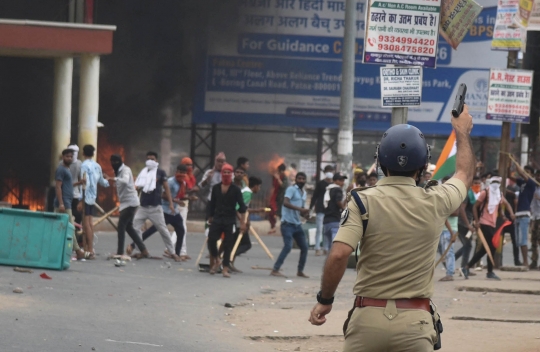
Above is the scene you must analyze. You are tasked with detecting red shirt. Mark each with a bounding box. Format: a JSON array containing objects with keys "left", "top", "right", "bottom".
[{"left": 185, "top": 174, "right": 197, "bottom": 189}]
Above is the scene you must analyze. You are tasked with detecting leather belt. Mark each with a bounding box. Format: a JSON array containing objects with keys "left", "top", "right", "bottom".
[{"left": 355, "top": 296, "right": 430, "bottom": 312}]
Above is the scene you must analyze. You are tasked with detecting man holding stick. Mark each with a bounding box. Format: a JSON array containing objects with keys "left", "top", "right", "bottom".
[
  {"left": 105, "top": 154, "right": 148, "bottom": 258},
  {"left": 207, "top": 163, "right": 247, "bottom": 277},
  {"left": 130, "top": 151, "right": 179, "bottom": 261},
  {"left": 78, "top": 145, "right": 110, "bottom": 258},
  {"left": 512, "top": 163, "right": 537, "bottom": 268},
  {"left": 462, "top": 174, "right": 515, "bottom": 280},
  {"left": 54, "top": 148, "right": 85, "bottom": 260}
]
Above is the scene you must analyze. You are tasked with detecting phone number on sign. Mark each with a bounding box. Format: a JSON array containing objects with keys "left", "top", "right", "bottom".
[
  {"left": 377, "top": 44, "right": 435, "bottom": 54},
  {"left": 378, "top": 36, "right": 436, "bottom": 46}
]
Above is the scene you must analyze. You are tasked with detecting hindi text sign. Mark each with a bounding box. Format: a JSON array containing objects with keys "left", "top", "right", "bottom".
[
  {"left": 486, "top": 68, "right": 533, "bottom": 123},
  {"left": 363, "top": 0, "right": 441, "bottom": 67},
  {"left": 492, "top": 0, "right": 522, "bottom": 50},
  {"left": 380, "top": 66, "right": 422, "bottom": 107}
]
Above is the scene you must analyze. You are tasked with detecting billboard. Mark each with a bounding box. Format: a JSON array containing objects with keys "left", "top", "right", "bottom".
[{"left": 194, "top": 0, "right": 508, "bottom": 137}]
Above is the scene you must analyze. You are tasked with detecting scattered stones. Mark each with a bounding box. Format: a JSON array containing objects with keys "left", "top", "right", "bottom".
[
  {"left": 224, "top": 303, "right": 234, "bottom": 308},
  {"left": 13, "top": 287, "right": 23, "bottom": 294}
]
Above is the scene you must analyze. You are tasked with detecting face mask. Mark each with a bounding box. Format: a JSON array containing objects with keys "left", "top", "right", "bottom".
[
  {"left": 325, "top": 172, "right": 333, "bottom": 180},
  {"left": 471, "top": 184, "right": 481, "bottom": 194},
  {"left": 146, "top": 159, "right": 159, "bottom": 170},
  {"left": 296, "top": 182, "right": 306, "bottom": 189},
  {"left": 222, "top": 174, "right": 233, "bottom": 185},
  {"left": 489, "top": 183, "right": 500, "bottom": 193}
]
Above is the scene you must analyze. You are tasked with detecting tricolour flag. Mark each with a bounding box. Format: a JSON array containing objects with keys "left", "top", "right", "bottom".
[{"left": 432, "top": 131, "right": 456, "bottom": 180}]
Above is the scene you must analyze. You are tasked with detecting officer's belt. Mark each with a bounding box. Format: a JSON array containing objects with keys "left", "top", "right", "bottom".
[{"left": 355, "top": 297, "right": 430, "bottom": 312}]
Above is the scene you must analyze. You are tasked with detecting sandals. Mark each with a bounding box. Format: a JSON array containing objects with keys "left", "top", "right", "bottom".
[
  {"left": 209, "top": 257, "right": 221, "bottom": 275},
  {"left": 84, "top": 251, "right": 95, "bottom": 260},
  {"left": 132, "top": 252, "right": 150, "bottom": 260}
]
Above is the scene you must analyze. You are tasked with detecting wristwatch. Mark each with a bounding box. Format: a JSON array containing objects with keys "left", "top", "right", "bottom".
[{"left": 317, "top": 291, "right": 334, "bottom": 305}]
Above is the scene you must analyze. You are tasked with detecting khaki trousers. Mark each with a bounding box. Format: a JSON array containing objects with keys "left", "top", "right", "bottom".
[
  {"left": 343, "top": 305, "right": 437, "bottom": 352},
  {"left": 54, "top": 208, "right": 80, "bottom": 252}
]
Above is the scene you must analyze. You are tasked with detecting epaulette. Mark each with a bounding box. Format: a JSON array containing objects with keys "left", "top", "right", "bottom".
[
  {"left": 346, "top": 185, "right": 376, "bottom": 203},
  {"left": 423, "top": 179, "right": 439, "bottom": 190}
]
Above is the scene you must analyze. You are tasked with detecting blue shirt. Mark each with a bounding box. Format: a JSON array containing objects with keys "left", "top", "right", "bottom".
[
  {"left": 281, "top": 184, "right": 306, "bottom": 225},
  {"left": 80, "top": 159, "right": 109, "bottom": 205},
  {"left": 516, "top": 178, "right": 536, "bottom": 213},
  {"left": 162, "top": 176, "right": 181, "bottom": 215},
  {"left": 54, "top": 164, "right": 73, "bottom": 209}
]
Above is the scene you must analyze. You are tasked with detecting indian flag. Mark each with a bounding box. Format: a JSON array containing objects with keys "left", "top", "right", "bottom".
[{"left": 432, "top": 131, "right": 456, "bottom": 180}]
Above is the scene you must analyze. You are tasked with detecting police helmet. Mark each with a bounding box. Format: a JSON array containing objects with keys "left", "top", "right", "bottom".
[{"left": 376, "top": 124, "right": 430, "bottom": 172}]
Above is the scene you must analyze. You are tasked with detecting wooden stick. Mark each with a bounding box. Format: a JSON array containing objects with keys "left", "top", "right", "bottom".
[
  {"left": 94, "top": 203, "right": 118, "bottom": 230},
  {"left": 501, "top": 152, "right": 540, "bottom": 187},
  {"left": 250, "top": 226, "right": 274, "bottom": 260},
  {"left": 230, "top": 232, "right": 244, "bottom": 262},
  {"left": 435, "top": 231, "right": 459, "bottom": 268},
  {"left": 93, "top": 206, "right": 119, "bottom": 227},
  {"left": 477, "top": 227, "right": 495, "bottom": 266},
  {"left": 195, "top": 237, "right": 208, "bottom": 266}
]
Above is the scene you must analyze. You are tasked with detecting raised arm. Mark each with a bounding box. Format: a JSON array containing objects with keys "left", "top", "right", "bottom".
[
  {"left": 451, "top": 104, "right": 476, "bottom": 190},
  {"left": 515, "top": 162, "right": 531, "bottom": 181}
]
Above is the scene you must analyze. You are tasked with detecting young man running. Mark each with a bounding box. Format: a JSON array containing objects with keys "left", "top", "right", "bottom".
[
  {"left": 207, "top": 163, "right": 247, "bottom": 277},
  {"left": 105, "top": 154, "right": 148, "bottom": 258},
  {"left": 130, "top": 151, "right": 180, "bottom": 261},
  {"left": 129, "top": 164, "right": 189, "bottom": 259},
  {"left": 271, "top": 172, "right": 310, "bottom": 278}
]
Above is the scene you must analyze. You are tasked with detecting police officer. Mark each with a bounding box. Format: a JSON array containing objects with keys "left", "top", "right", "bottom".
[{"left": 308, "top": 106, "right": 475, "bottom": 351}]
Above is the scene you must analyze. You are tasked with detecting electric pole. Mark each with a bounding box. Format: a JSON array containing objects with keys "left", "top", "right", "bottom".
[{"left": 337, "top": 0, "right": 356, "bottom": 182}]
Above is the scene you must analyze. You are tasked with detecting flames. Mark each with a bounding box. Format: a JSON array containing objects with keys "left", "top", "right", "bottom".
[
  {"left": 264, "top": 154, "right": 287, "bottom": 175},
  {"left": 1, "top": 178, "right": 44, "bottom": 211}
]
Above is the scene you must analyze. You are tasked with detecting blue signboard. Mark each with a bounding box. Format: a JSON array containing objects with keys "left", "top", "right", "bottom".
[{"left": 195, "top": 0, "right": 507, "bottom": 137}]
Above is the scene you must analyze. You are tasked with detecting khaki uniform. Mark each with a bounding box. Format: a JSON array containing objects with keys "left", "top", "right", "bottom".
[{"left": 334, "top": 176, "right": 466, "bottom": 351}]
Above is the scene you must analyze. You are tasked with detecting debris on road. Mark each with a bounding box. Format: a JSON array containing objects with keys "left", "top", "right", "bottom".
[
  {"left": 13, "top": 287, "right": 23, "bottom": 294},
  {"left": 224, "top": 303, "right": 234, "bottom": 308},
  {"left": 13, "top": 267, "right": 33, "bottom": 273},
  {"left": 39, "top": 273, "right": 52, "bottom": 280}
]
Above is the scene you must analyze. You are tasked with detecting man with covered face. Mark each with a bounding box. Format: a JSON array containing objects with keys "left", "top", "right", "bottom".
[
  {"left": 128, "top": 164, "right": 188, "bottom": 259},
  {"left": 271, "top": 172, "right": 310, "bottom": 278},
  {"left": 106, "top": 154, "right": 148, "bottom": 257},
  {"left": 130, "top": 151, "right": 180, "bottom": 261},
  {"left": 463, "top": 173, "right": 515, "bottom": 280},
  {"left": 207, "top": 163, "right": 247, "bottom": 277}
]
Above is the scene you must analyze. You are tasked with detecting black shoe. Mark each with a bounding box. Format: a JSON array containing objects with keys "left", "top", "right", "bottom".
[
  {"left": 486, "top": 272, "right": 501, "bottom": 280},
  {"left": 515, "top": 261, "right": 523, "bottom": 266},
  {"left": 529, "top": 262, "right": 538, "bottom": 270}
]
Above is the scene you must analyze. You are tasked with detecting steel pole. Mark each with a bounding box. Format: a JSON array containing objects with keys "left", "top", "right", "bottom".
[
  {"left": 337, "top": 0, "right": 356, "bottom": 183},
  {"left": 391, "top": 106, "right": 408, "bottom": 126}
]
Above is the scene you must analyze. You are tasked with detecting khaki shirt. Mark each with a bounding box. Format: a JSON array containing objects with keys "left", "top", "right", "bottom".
[{"left": 334, "top": 176, "right": 466, "bottom": 299}]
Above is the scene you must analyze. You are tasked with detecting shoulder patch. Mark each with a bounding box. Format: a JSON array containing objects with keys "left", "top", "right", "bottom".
[
  {"left": 340, "top": 208, "right": 349, "bottom": 225},
  {"left": 424, "top": 179, "right": 439, "bottom": 189}
]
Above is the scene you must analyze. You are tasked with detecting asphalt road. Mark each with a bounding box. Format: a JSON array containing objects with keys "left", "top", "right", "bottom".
[{"left": 0, "top": 227, "right": 518, "bottom": 352}]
